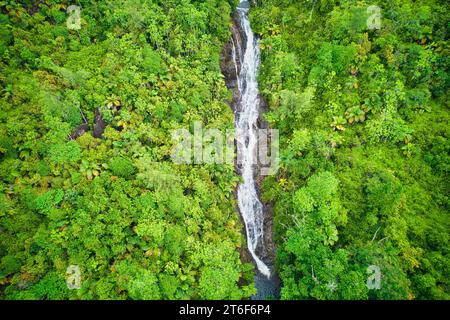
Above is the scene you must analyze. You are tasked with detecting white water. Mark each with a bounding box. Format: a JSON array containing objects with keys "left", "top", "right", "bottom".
[{"left": 234, "top": 1, "right": 271, "bottom": 279}]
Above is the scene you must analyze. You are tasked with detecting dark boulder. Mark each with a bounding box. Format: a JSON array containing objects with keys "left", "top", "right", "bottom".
[
  {"left": 70, "top": 123, "right": 89, "bottom": 140},
  {"left": 93, "top": 108, "right": 106, "bottom": 138}
]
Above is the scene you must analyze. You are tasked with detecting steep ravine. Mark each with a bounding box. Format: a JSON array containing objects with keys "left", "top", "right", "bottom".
[{"left": 220, "top": 1, "right": 280, "bottom": 300}]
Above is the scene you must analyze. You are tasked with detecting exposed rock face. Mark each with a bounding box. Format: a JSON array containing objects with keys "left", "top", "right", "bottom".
[
  {"left": 221, "top": 13, "right": 246, "bottom": 110},
  {"left": 93, "top": 108, "right": 106, "bottom": 138},
  {"left": 70, "top": 123, "right": 89, "bottom": 140},
  {"left": 69, "top": 108, "right": 106, "bottom": 140},
  {"left": 69, "top": 110, "right": 89, "bottom": 140}
]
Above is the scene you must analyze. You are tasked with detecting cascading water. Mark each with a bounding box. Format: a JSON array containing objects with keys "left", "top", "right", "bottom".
[{"left": 234, "top": 1, "right": 271, "bottom": 279}]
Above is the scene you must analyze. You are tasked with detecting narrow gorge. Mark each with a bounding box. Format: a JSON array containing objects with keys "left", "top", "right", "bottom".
[{"left": 221, "top": 0, "right": 280, "bottom": 299}]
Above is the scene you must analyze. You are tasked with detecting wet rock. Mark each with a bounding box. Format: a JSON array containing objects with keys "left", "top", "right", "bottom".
[
  {"left": 93, "top": 108, "right": 106, "bottom": 138},
  {"left": 70, "top": 123, "right": 89, "bottom": 140},
  {"left": 257, "top": 94, "right": 270, "bottom": 130},
  {"left": 221, "top": 13, "right": 247, "bottom": 111}
]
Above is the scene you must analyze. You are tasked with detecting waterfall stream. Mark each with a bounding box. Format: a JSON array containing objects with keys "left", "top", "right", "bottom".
[{"left": 234, "top": 1, "right": 271, "bottom": 280}]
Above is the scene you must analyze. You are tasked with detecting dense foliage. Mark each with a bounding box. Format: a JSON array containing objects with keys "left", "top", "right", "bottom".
[
  {"left": 251, "top": 0, "right": 449, "bottom": 299},
  {"left": 0, "top": 0, "right": 257, "bottom": 299},
  {"left": 1, "top": 0, "right": 448, "bottom": 301}
]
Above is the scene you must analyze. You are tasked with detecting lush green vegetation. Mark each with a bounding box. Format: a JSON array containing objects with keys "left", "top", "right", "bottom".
[
  {"left": 0, "top": 0, "right": 448, "bottom": 300},
  {"left": 0, "top": 0, "right": 258, "bottom": 299},
  {"left": 251, "top": 0, "right": 449, "bottom": 299}
]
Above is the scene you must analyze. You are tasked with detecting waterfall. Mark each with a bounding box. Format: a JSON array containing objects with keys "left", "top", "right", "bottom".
[{"left": 234, "top": 1, "right": 271, "bottom": 279}]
